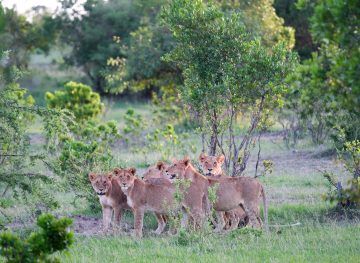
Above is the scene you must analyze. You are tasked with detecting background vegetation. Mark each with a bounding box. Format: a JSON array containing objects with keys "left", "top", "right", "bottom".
[{"left": 0, "top": 0, "right": 359, "bottom": 262}]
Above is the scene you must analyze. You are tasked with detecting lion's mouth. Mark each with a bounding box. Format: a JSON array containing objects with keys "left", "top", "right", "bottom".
[
  {"left": 206, "top": 172, "right": 213, "bottom": 176},
  {"left": 97, "top": 192, "right": 106, "bottom": 196},
  {"left": 121, "top": 185, "right": 129, "bottom": 190},
  {"left": 170, "top": 174, "right": 176, "bottom": 179}
]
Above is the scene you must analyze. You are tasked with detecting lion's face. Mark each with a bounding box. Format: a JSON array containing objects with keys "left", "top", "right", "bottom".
[
  {"left": 199, "top": 153, "right": 225, "bottom": 176},
  {"left": 165, "top": 157, "right": 190, "bottom": 181},
  {"left": 113, "top": 167, "right": 136, "bottom": 191},
  {"left": 89, "top": 173, "right": 112, "bottom": 196},
  {"left": 142, "top": 161, "right": 168, "bottom": 180}
]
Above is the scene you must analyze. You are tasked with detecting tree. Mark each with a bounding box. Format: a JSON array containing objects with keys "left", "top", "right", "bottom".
[
  {"left": 289, "top": 0, "right": 360, "bottom": 145},
  {"left": 0, "top": 4, "right": 57, "bottom": 68},
  {"left": 274, "top": 0, "right": 317, "bottom": 59},
  {"left": 162, "top": 0, "right": 297, "bottom": 176},
  {"left": 54, "top": 0, "right": 166, "bottom": 93},
  {"left": 218, "top": 0, "right": 295, "bottom": 49}
]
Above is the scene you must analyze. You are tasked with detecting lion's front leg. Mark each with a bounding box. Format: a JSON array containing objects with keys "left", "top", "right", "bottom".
[
  {"left": 133, "top": 208, "right": 144, "bottom": 238},
  {"left": 102, "top": 206, "right": 112, "bottom": 231},
  {"left": 113, "top": 206, "right": 122, "bottom": 227}
]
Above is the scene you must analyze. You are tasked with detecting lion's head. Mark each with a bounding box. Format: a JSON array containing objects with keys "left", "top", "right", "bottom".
[
  {"left": 199, "top": 153, "right": 225, "bottom": 176},
  {"left": 142, "top": 161, "right": 167, "bottom": 180},
  {"left": 89, "top": 172, "right": 113, "bottom": 196},
  {"left": 113, "top": 167, "right": 137, "bottom": 191},
  {"left": 165, "top": 157, "right": 191, "bottom": 181}
]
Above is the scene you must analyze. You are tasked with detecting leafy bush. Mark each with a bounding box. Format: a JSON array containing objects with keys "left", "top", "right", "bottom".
[
  {"left": 45, "top": 82, "right": 121, "bottom": 210},
  {"left": 288, "top": 0, "right": 360, "bottom": 146},
  {"left": 0, "top": 213, "right": 73, "bottom": 263},
  {"left": 323, "top": 140, "right": 360, "bottom": 208},
  {"left": 45, "top": 81, "right": 104, "bottom": 125},
  {"left": 0, "top": 51, "right": 73, "bottom": 224}
]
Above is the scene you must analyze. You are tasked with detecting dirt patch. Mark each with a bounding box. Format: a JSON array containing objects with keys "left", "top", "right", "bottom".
[{"left": 70, "top": 215, "right": 134, "bottom": 236}]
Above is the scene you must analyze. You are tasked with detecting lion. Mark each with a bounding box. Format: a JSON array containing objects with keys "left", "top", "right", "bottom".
[
  {"left": 113, "top": 167, "right": 177, "bottom": 238},
  {"left": 142, "top": 161, "right": 168, "bottom": 181},
  {"left": 89, "top": 172, "right": 130, "bottom": 231},
  {"left": 166, "top": 157, "right": 268, "bottom": 232},
  {"left": 199, "top": 153, "right": 247, "bottom": 230}
]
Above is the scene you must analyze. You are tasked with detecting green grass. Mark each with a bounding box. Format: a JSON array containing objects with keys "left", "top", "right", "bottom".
[{"left": 60, "top": 223, "right": 359, "bottom": 263}]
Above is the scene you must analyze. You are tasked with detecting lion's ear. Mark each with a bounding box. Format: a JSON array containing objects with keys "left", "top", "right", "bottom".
[
  {"left": 217, "top": 154, "right": 225, "bottom": 164},
  {"left": 171, "top": 158, "right": 177, "bottom": 163},
  {"left": 107, "top": 173, "right": 113, "bottom": 180},
  {"left": 183, "top": 156, "right": 190, "bottom": 167},
  {"left": 129, "top": 167, "right": 136, "bottom": 175},
  {"left": 199, "top": 152, "right": 207, "bottom": 162},
  {"left": 89, "top": 173, "right": 97, "bottom": 181},
  {"left": 156, "top": 161, "right": 165, "bottom": 171},
  {"left": 113, "top": 168, "right": 121, "bottom": 177}
]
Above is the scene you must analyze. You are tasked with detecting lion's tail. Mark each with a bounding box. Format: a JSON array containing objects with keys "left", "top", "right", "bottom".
[{"left": 261, "top": 185, "right": 269, "bottom": 232}]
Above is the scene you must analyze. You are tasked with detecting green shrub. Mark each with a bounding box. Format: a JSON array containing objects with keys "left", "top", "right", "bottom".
[
  {"left": 45, "top": 81, "right": 104, "bottom": 125},
  {"left": 0, "top": 213, "right": 73, "bottom": 263},
  {"left": 323, "top": 140, "right": 360, "bottom": 207}
]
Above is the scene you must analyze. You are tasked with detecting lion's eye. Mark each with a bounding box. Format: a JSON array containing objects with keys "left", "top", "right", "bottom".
[
  {"left": 205, "top": 161, "right": 208, "bottom": 164},
  {"left": 214, "top": 162, "right": 217, "bottom": 165},
  {"left": 174, "top": 164, "right": 177, "bottom": 167},
  {"left": 127, "top": 175, "right": 130, "bottom": 179}
]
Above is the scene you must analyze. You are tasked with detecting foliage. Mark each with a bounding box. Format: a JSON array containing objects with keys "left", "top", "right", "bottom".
[
  {"left": 45, "top": 81, "right": 104, "bottom": 126},
  {"left": 0, "top": 4, "right": 57, "bottom": 68},
  {"left": 54, "top": 0, "right": 167, "bottom": 93},
  {"left": 274, "top": 0, "right": 317, "bottom": 59},
  {"left": 0, "top": 213, "right": 73, "bottom": 262},
  {"left": 219, "top": 0, "right": 295, "bottom": 50},
  {"left": 0, "top": 51, "right": 73, "bottom": 224},
  {"left": 322, "top": 140, "right": 360, "bottom": 207},
  {"left": 106, "top": 22, "right": 180, "bottom": 95},
  {"left": 45, "top": 83, "right": 120, "bottom": 209},
  {"left": 287, "top": 0, "right": 360, "bottom": 146},
  {"left": 162, "top": 0, "right": 297, "bottom": 175}
]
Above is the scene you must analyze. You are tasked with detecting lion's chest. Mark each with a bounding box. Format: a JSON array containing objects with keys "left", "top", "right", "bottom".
[
  {"left": 127, "top": 196, "right": 134, "bottom": 208},
  {"left": 99, "top": 195, "right": 112, "bottom": 207}
]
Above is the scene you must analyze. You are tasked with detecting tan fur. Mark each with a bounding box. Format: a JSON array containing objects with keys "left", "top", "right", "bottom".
[
  {"left": 199, "top": 153, "right": 247, "bottom": 230},
  {"left": 165, "top": 158, "right": 210, "bottom": 229},
  {"left": 199, "top": 153, "right": 225, "bottom": 177},
  {"left": 113, "top": 167, "right": 176, "bottom": 238},
  {"left": 142, "top": 161, "right": 168, "bottom": 181},
  {"left": 89, "top": 172, "right": 129, "bottom": 231},
  {"left": 166, "top": 157, "right": 268, "bottom": 231}
]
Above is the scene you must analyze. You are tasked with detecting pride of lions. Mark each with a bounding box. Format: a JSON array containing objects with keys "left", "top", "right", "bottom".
[{"left": 89, "top": 153, "right": 268, "bottom": 238}]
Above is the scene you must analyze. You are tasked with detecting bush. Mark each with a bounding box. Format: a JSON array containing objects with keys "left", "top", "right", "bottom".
[
  {"left": 1, "top": 51, "right": 73, "bottom": 224},
  {"left": 323, "top": 140, "right": 360, "bottom": 208},
  {"left": 0, "top": 213, "right": 73, "bottom": 263},
  {"left": 45, "top": 81, "right": 104, "bottom": 125}
]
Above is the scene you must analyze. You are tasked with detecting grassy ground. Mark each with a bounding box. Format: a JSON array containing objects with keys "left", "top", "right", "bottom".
[
  {"left": 3, "top": 100, "right": 360, "bottom": 262},
  {"left": 61, "top": 223, "right": 359, "bottom": 263}
]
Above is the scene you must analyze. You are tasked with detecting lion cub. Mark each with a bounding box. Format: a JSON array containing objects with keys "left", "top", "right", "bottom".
[
  {"left": 89, "top": 172, "right": 129, "bottom": 231},
  {"left": 113, "top": 167, "right": 176, "bottom": 238},
  {"left": 166, "top": 157, "right": 268, "bottom": 232},
  {"left": 142, "top": 161, "right": 168, "bottom": 181},
  {"left": 199, "top": 153, "right": 247, "bottom": 230}
]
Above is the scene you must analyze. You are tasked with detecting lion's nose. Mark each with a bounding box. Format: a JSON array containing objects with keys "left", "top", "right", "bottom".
[{"left": 208, "top": 168, "right": 213, "bottom": 171}]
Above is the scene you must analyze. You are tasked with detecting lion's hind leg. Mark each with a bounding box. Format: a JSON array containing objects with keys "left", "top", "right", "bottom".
[{"left": 154, "top": 213, "right": 166, "bottom": 235}]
